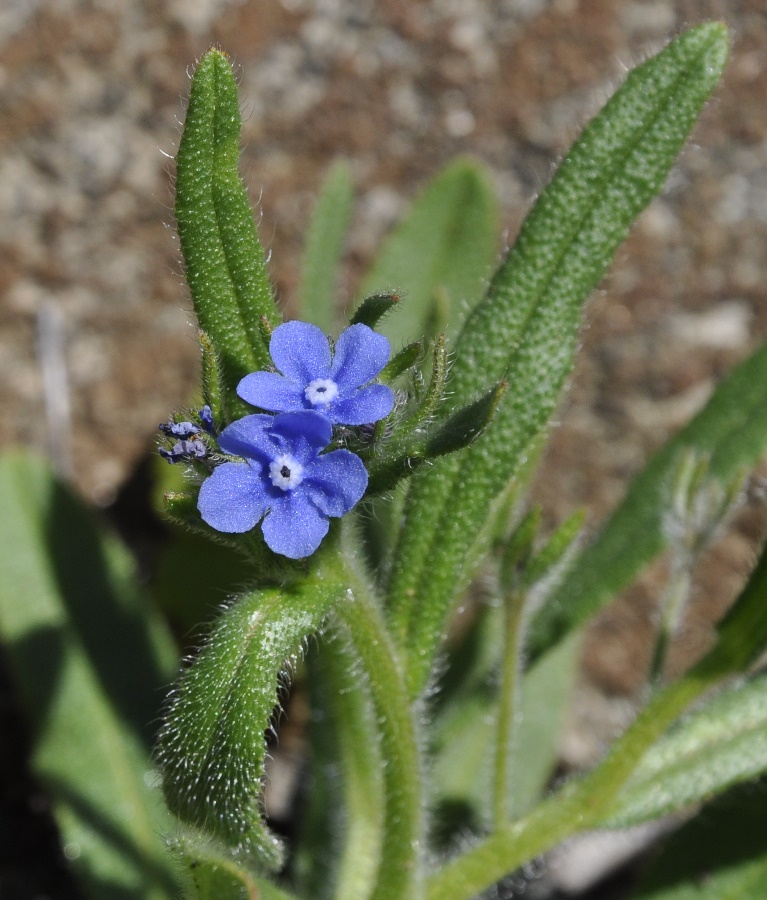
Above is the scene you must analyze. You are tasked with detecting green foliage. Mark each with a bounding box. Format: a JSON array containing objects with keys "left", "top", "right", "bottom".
[
  {"left": 156, "top": 572, "right": 341, "bottom": 871},
  {"left": 635, "top": 782, "right": 767, "bottom": 899},
  {"left": 293, "top": 639, "right": 384, "bottom": 900},
  {"left": 529, "top": 338, "right": 767, "bottom": 664},
  {"left": 0, "top": 452, "right": 180, "bottom": 900},
  {"left": 175, "top": 49, "right": 280, "bottom": 415},
  {"left": 386, "top": 22, "right": 730, "bottom": 697},
  {"left": 171, "top": 829, "right": 299, "bottom": 900},
  {"left": 297, "top": 161, "right": 355, "bottom": 334},
  {"left": 603, "top": 672, "right": 767, "bottom": 828},
  {"left": 358, "top": 158, "right": 500, "bottom": 345}
]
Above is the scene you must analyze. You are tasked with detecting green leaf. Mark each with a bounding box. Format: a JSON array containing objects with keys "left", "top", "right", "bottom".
[
  {"left": 430, "top": 630, "right": 581, "bottom": 825},
  {"left": 157, "top": 556, "right": 344, "bottom": 869},
  {"left": 601, "top": 671, "right": 767, "bottom": 828},
  {"left": 385, "top": 23, "right": 729, "bottom": 696},
  {"left": 297, "top": 161, "right": 355, "bottom": 334},
  {"left": 528, "top": 338, "right": 767, "bottom": 664},
  {"left": 176, "top": 49, "right": 280, "bottom": 414},
  {"left": 359, "top": 158, "right": 500, "bottom": 347},
  {"left": 171, "top": 829, "right": 299, "bottom": 900},
  {"left": 365, "top": 382, "right": 505, "bottom": 495},
  {"left": 0, "top": 452, "right": 180, "bottom": 900},
  {"left": 703, "top": 533, "right": 767, "bottom": 675},
  {"left": 151, "top": 528, "right": 258, "bottom": 634},
  {"left": 635, "top": 781, "right": 767, "bottom": 899},
  {"left": 507, "top": 631, "right": 582, "bottom": 816}
]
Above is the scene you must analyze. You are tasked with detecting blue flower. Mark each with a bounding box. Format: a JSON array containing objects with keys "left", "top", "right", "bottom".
[
  {"left": 197, "top": 410, "right": 368, "bottom": 559},
  {"left": 237, "top": 321, "right": 395, "bottom": 426}
]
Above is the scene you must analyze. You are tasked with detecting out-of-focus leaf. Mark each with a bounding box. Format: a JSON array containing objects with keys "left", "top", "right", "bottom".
[
  {"left": 508, "top": 631, "right": 582, "bottom": 815},
  {"left": 297, "top": 161, "right": 355, "bottom": 334},
  {"left": 529, "top": 339, "right": 767, "bottom": 664},
  {"left": 385, "top": 23, "right": 729, "bottom": 696},
  {"left": 430, "top": 611, "right": 581, "bottom": 824},
  {"left": 635, "top": 781, "right": 767, "bottom": 899},
  {"left": 358, "top": 158, "right": 499, "bottom": 348},
  {"left": 702, "top": 533, "right": 767, "bottom": 676},
  {"left": 151, "top": 527, "right": 258, "bottom": 635},
  {"left": 601, "top": 671, "right": 767, "bottom": 829},
  {"left": 0, "top": 451, "right": 180, "bottom": 900}
]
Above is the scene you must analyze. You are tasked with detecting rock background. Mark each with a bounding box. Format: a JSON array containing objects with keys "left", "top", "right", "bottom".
[{"left": 1, "top": 0, "right": 767, "bottom": 896}]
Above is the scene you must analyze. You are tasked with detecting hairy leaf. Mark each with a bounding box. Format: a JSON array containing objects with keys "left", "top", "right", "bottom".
[
  {"left": 176, "top": 49, "right": 280, "bottom": 414},
  {"left": 385, "top": 23, "right": 729, "bottom": 696},
  {"left": 529, "top": 339, "right": 767, "bottom": 663},
  {"left": 157, "top": 573, "right": 341, "bottom": 869},
  {"left": 602, "top": 671, "right": 767, "bottom": 828}
]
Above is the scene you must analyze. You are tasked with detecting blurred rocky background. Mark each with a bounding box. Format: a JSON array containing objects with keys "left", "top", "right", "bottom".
[{"left": 1, "top": 0, "right": 766, "bottom": 895}]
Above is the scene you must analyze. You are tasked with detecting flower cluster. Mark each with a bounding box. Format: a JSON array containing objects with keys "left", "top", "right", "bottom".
[{"left": 193, "top": 322, "right": 394, "bottom": 559}]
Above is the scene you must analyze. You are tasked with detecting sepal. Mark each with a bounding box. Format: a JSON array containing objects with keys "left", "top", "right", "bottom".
[
  {"left": 379, "top": 340, "right": 423, "bottom": 383},
  {"left": 364, "top": 382, "right": 505, "bottom": 494},
  {"left": 425, "top": 381, "right": 506, "bottom": 459},
  {"left": 350, "top": 292, "right": 401, "bottom": 329}
]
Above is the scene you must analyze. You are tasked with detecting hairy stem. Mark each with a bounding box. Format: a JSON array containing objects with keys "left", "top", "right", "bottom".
[
  {"left": 492, "top": 589, "right": 526, "bottom": 828},
  {"left": 333, "top": 533, "right": 424, "bottom": 900},
  {"left": 426, "top": 665, "right": 722, "bottom": 900}
]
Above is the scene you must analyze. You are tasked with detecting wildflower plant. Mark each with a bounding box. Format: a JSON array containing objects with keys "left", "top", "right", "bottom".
[{"left": 4, "top": 20, "right": 767, "bottom": 900}]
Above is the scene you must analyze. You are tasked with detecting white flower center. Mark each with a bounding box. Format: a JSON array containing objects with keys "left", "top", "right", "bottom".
[
  {"left": 269, "top": 454, "right": 304, "bottom": 491},
  {"left": 305, "top": 377, "right": 339, "bottom": 406}
]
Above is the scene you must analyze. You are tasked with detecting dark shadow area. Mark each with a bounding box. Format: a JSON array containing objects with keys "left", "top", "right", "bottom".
[
  {"left": 43, "top": 477, "right": 174, "bottom": 749},
  {"left": 637, "top": 778, "right": 767, "bottom": 894},
  {"left": 0, "top": 650, "right": 83, "bottom": 900},
  {"left": 3, "top": 625, "right": 67, "bottom": 737}
]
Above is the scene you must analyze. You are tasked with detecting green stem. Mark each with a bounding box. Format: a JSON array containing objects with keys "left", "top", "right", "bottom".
[
  {"left": 321, "top": 638, "right": 385, "bottom": 900},
  {"left": 426, "top": 664, "right": 723, "bottom": 900},
  {"left": 492, "top": 589, "right": 526, "bottom": 828},
  {"left": 333, "top": 535, "right": 423, "bottom": 900},
  {"left": 648, "top": 561, "right": 692, "bottom": 685}
]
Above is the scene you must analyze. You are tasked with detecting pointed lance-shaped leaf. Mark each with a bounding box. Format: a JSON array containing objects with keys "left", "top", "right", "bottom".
[
  {"left": 385, "top": 23, "right": 730, "bottom": 696},
  {"left": 297, "top": 160, "right": 355, "bottom": 334},
  {"left": 175, "top": 49, "right": 280, "bottom": 415},
  {"left": 425, "top": 381, "right": 507, "bottom": 459},
  {"left": 527, "top": 337, "right": 767, "bottom": 666}
]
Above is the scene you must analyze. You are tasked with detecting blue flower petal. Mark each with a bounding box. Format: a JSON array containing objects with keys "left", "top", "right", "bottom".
[
  {"left": 270, "top": 321, "right": 331, "bottom": 384},
  {"left": 217, "top": 414, "right": 279, "bottom": 461},
  {"left": 332, "top": 384, "right": 394, "bottom": 426},
  {"left": 331, "top": 324, "right": 391, "bottom": 390},
  {"left": 262, "top": 493, "right": 330, "bottom": 558},
  {"left": 270, "top": 411, "right": 333, "bottom": 461},
  {"left": 197, "top": 461, "right": 268, "bottom": 532},
  {"left": 305, "top": 449, "right": 368, "bottom": 517},
  {"left": 237, "top": 371, "right": 304, "bottom": 412}
]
